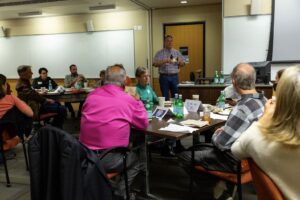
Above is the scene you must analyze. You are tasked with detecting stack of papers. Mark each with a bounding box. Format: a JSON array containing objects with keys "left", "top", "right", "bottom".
[
  {"left": 159, "top": 124, "right": 198, "bottom": 133},
  {"left": 210, "top": 113, "right": 229, "bottom": 120},
  {"left": 180, "top": 119, "right": 209, "bottom": 128}
]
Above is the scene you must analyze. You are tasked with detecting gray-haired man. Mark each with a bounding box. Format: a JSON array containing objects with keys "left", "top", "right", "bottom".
[
  {"left": 80, "top": 64, "right": 148, "bottom": 199},
  {"left": 178, "top": 63, "right": 266, "bottom": 199}
]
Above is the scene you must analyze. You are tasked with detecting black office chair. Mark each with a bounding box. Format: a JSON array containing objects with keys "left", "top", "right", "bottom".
[
  {"left": 98, "top": 147, "right": 130, "bottom": 200},
  {"left": 0, "top": 121, "right": 30, "bottom": 187}
]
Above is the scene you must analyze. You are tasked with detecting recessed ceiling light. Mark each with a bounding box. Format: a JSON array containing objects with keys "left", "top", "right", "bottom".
[
  {"left": 89, "top": 4, "right": 115, "bottom": 11},
  {"left": 180, "top": 0, "right": 188, "bottom": 4},
  {"left": 18, "top": 11, "right": 42, "bottom": 17}
]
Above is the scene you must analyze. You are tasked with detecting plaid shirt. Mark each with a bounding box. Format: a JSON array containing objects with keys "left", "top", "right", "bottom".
[
  {"left": 64, "top": 73, "right": 86, "bottom": 88},
  {"left": 153, "top": 48, "right": 184, "bottom": 74},
  {"left": 212, "top": 93, "right": 266, "bottom": 151}
]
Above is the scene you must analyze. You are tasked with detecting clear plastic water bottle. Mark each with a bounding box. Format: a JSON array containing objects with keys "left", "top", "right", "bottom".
[
  {"left": 214, "top": 70, "right": 219, "bottom": 84},
  {"left": 176, "top": 94, "right": 184, "bottom": 119},
  {"left": 48, "top": 80, "right": 53, "bottom": 91},
  {"left": 75, "top": 81, "right": 81, "bottom": 89},
  {"left": 216, "top": 90, "right": 225, "bottom": 109},
  {"left": 219, "top": 70, "right": 224, "bottom": 84}
]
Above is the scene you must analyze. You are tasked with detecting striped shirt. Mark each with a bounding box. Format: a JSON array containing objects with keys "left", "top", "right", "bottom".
[
  {"left": 212, "top": 93, "right": 266, "bottom": 151},
  {"left": 153, "top": 48, "right": 184, "bottom": 74}
]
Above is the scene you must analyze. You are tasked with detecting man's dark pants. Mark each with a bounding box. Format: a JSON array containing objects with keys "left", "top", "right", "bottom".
[{"left": 159, "top": 74, "right": 179, "bottom": 101}]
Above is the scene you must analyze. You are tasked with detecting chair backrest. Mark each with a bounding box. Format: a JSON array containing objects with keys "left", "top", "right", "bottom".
[
  {"left": 248, "top": 159, "right": 283, "bottom": 200},
  {"left": 28, "top": 125, "right": 112, "bottom": 200}
]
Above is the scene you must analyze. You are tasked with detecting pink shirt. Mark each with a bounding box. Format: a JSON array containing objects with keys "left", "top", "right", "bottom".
[
  {"left": 79, "top": 84, "right": 148, "bottom": 150},
  {"left": 0, "top": 95, "right": 30, "bottom": 119}
]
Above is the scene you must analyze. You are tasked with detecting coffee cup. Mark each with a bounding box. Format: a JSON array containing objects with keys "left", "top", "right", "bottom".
[
  {"left": 84, "top": 82, "right": 88, "bottom": 88},
  {"left": 158, "top": 97, "right": 165, "bottom": 107},
  {"left": 192, "top": 94, "right": 199, "bottom": 101}
]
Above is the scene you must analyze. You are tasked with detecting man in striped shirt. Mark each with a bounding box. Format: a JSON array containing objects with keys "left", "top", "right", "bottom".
[{"left": 153, "top": 35, "right": 185, "bottom": 100}]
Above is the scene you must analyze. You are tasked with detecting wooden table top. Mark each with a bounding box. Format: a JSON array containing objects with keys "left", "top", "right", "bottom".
[{"left": 144, "top": 112, "right": 225, "bottom": 140}]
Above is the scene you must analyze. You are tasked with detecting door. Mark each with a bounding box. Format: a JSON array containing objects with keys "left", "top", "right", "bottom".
[{"left": 164, "top": 23, "right": 205, "bottom": 81}]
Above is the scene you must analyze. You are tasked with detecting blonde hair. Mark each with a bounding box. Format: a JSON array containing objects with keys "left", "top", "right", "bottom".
[{"left": 260, "top": 66, "right": 300, "bottom": 146}]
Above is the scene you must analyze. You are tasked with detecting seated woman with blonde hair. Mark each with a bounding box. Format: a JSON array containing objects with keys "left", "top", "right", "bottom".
[{"left": 231, "top": 66, "right": 300, "bottom": 200}]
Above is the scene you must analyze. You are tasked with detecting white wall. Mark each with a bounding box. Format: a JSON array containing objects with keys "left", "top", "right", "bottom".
[
  {"left": 152, "top": 4, "right": 222, "bottom": 77},
  {"left": 0, "top": 10, "right": 148, "bottom": 78}
]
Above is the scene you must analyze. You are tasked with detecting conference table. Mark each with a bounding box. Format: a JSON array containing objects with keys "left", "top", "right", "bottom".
[
  {"left": 43, "top": 88, "right": 226, "bottom": 199},
  {"left": 142, "top": 113, "right": 226, "bottom": 199},
  {"left": 178, "top": 84, "right": 273, "bottom": 104},
  {"left": 43, "top": 89, "right": 91, "bottom": 103}
]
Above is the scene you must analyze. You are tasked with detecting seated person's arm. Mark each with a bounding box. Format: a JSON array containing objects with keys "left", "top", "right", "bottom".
[
  {"left": 81, "top": 75, "right": 87, "bottom": 82},
  {"left": 231, "top": 120, "right": 266, "bottom": 159},
  {"left": 64, "top": 75, "right": 77, "bottom": 88},
  {"left": 20, "top": 87, "right": 47, "bottom": 104},
  {"left": 130, "top": 100, "right": 148, "bottom": 130},
  {"left": 13, "top": 95, "right": 34, "bottom": 117},
  {"left": 51, "top": 78, "right": 58, "bottom": 89},
  {"left": 32, "top": 78, "right": 39, "bottom": 89},
  {"left": 212, "top": 108, "right": 249, "bottom": 151},
  {"left": 151, "top": 88, "right": 159, "bottom": 104},
  {"left": 231, "top": 124, "right": 256, "bottom": 159}
]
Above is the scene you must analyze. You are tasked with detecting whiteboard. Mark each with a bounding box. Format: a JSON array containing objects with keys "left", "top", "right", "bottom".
[
  {"left": 222, "top": 15, "right": 271, "bottom": 74},
  {"left": 272, "top": 0, "right": 300, "bottom": 61},
  {"left": 0, "top": 30, "right": 135, "bottom": 78}
]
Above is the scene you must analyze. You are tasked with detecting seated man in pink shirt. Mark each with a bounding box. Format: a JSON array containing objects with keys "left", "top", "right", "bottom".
[{"left": 79, "top": 64, "right": 148, "bottom": 199}]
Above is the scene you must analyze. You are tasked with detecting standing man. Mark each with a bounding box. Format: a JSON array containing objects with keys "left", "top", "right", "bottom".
[
  {"left": 153, "top": 35, "right": 185, "bottom": 100},
  {"left": 32, "top": 67, "right": 58, "bottom": 90},
  {"left": 64, "top": 64, "right": 86, "bottom": 118}
]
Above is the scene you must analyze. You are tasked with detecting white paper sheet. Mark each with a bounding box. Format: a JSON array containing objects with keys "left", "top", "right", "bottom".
[
  {"left": 180, "top": 119, "right": 209, "bottom": 128},
  {"left": 159, "top": 124, "right": 198, "bottom": 133},
  {"left": 210, "top": 113, "right": 229, "bottom": 120}
]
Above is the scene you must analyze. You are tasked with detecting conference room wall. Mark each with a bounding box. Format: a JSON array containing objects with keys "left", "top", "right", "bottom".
[
  {"left": 224, "top": 0, "right": 272, "bottom": 17},
  {"left": 0, "top": 9, "right": 149, "bottom": 78},
  {"left": 152, "top": 3, "right": 222, "bottom": 78}
]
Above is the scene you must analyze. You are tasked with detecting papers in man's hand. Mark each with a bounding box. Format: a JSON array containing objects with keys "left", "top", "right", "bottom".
[
  {"left": 48, "top": 86, "right": 65, "bottom": 94},
  {"left": 180, "top": 119, "right": 209, "bottom": 128},
  {"left": 159, "top": 124, "right": 198, "bottom": 133}
]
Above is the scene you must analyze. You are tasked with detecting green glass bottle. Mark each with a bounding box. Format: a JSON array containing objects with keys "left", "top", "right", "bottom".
[
  {"left": 173, "top": 93, "right": 179, "bottom": 116},
  {"left": 216, "top": 90, "right": 225, "bottom": 109},
  {"left": 176, "top": 94, "right": 184, "bottom": 119}
]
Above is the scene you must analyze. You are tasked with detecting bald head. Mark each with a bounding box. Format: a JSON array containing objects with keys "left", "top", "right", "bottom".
[
  {"left": 231, "top": 63, "right": 256, "bottom": 90},
  {"left": 105, "top": 64, "right": 126, "bottom": 86}
]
